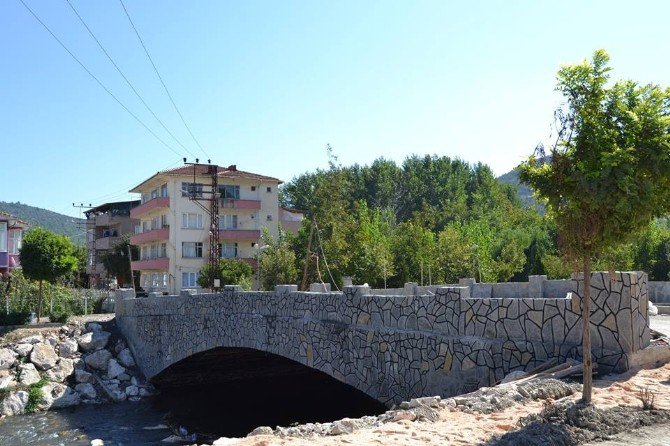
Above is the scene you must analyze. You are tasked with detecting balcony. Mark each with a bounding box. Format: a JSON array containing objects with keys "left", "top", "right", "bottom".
[
  {"left": 220, "top": 199, "right": 261, "bottom": 210},
  {"left": 130, "top": 227, "right": 170, "bottom": 245},
  {"left": 130, "top": 197, "right": 170, "bottom": 219},
  {"left": 132, "top": 257, "right": 169, "bottom": 271},
  {"left": 218, "top": 229, "right": 261, "bottom": 240},
  {"left": 95, "top": 236, "right": 118, "bottom": 250}
]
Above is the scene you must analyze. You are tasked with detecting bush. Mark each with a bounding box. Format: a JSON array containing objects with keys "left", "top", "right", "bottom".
[{"left": 25, "top": 379, "right": 48, "bottom": 413}]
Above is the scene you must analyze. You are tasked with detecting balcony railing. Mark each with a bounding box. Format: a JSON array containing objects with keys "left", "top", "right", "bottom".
[
  {"left": 220, "top": 198, "right": 261, "bottom": 210},
  {"left": 130, "top": 227, "right": 170, "bottom": 245},
  {"left": 130, "top": 197, "right": 170, "bottom": 219},
  {"left": 131, "top": 257, "right": 169, "bottom": 271},
  {"left": 218, "top": 229, "right": 261, "bottom": 240}
]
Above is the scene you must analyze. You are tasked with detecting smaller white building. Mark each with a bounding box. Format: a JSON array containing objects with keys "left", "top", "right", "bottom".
[{"left": 129, "top": 164, "right": 284, "bottom": 293}]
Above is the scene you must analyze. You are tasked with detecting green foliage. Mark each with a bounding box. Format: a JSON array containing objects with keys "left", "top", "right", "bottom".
[
  {"left": 0, "top": 201, "right": 83, "bottom": 245},
  {"left": 259, "top": 228, "right": 299, "bottom": 290},
  {"left": 520, "top": 50, "right": 670, "bottom": 262},
  {"left": 347, "top": 202, "right": 395, "bottom": 287},
  {"left": 101, "top": 235, "right": 138, "bottom": 286},
  {"left": 25, "top": 379, "right": 48, "bottom": 413},
  {"left": 20, "top": 227, "right": 79, "bottom": 284},
  {"left": 0, "top": 312, "right": 32, "bottom": 326},
  {"left": 197, "top": 258, "right": 253, "bottom": 289}
]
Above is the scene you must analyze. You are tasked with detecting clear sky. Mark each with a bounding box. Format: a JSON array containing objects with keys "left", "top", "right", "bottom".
[{"left": 1, "top": 0, "right": 668, "bottom": 218}]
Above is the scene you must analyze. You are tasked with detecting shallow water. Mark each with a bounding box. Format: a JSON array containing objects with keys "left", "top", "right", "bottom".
[{"left": 0, "top": 400, "right": 175, "bottom": 446}]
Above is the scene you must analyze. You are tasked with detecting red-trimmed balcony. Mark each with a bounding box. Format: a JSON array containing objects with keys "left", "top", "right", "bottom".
[
  {"left": 131, "top": 257, "right": 169, "bottom": 271},
  {"left": 130, "top": 228, "right": 170, "bottom": 245},
  {"left": 218, "top": 229, "right": 261, "bottom": 240},
  {"left": 130, "top": 197, "right": 170, "bottom": 218},
  {"left": 220, "top": 199, "right": 261, "bottom": 210}
]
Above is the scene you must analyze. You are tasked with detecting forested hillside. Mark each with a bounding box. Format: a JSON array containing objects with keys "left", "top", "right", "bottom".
[
  {"left": 0, "top": 201, "right": 84, "bottom": 244},
  {"left": 277, "top": 154, "right": 670, "bottom": 288}
]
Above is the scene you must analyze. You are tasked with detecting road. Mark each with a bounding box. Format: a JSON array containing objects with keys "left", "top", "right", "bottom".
[{"left": 651, "top": 314, "right": 670, "bottom": 337}]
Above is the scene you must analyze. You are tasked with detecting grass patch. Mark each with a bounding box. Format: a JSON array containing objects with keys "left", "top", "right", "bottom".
[{"left": 25, "top": 378, "right": 48, "bottom": 413}]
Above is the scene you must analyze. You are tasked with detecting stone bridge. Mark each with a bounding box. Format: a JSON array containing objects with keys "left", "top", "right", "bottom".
[{"left": 115, "top": 272, "right": 650, "bottom": 405}]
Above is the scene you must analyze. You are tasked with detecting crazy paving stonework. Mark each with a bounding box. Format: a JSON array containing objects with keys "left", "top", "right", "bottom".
[{"left": 115, "top": 272, "right": 649, "bottom": 406}]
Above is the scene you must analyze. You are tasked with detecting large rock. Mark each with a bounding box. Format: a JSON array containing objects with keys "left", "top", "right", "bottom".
[
  {"left": 75, "top": 383, "right": 97, "bottom": 399},
  {"left": 1, "top": 390, "right": 29, "bottom": 416},
  {"left": 107, "top": 359, "right": 126, "bottom": 379},
  {"left": 0, "top": 371, "right": 16, "bottom": 389},
  {"left": 75, "top": 368, "right": 95, "bottom": 384},
  {"left": 45, "top": 358, "right": 74, "bottom": 382},
  {"left": 57, "top": 339, "right": 79, "bottom": 358},
  {"left": 19, "top": 335, "right": 42, "bottom": 345},
  {"left": 86, "top": 322, "right": 103, "bottom": 333},
  {"left": 77, "top": 331, "right": 111, "bottom": 352},
  {"left": 117, "top": 348, "right": 135, "bottom": 368},
  {"left": 84, "top": 350, "right": 112, "bottom": 371},
  {"left": 39, "top": 383, "right": 81, "bottom": 410},
  {"left": 18, "top": 363, "right": 41, "bottom": 386},
  {"left": 0, "top": 348, "right": 17, "bottom": 370},
  {"left": 13, "top": 343, "right": 34, "bottom": 358},
  {"left": 30, "top": 343, "right": 59, "bottom": 371}
]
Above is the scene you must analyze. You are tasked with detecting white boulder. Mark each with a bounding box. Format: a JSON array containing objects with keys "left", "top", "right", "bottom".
[
  {"left": 125, "top": 385, "right": 139, "bottom": 397},
  {"left": 84, "top": 350, "right": 112, "bottom": 371},
  {"left": 77, "top": 331, "right": 111, "bottom": 352},
  {"left": 117, "top": 349, "right": 136, "bottom": 368},
  {"left": 13, "top": 343, "right": 34, "bottom": 357},
  {"left": 58, "top": 339, "right": 79, "bottom": 358},
  {"left": 107, "top": 359, "right": 126, "bottom": 379},
  {"left": 1, "top": 390, "right": 29, "bottom": 416},
  {"left": 75, "top": 368, "right": 95, "bottom": 384},
  {"left": 45, "top": 358, "right": 74, "bottom": 382},
  {"left": 0, "top": 348, "right": 17, "bottom": 370},
  {"left": 30, "top": 343, "right": 59, "bottom": 371},
  {"left": 75, "top": 383, "right": 97, "bottom": 399},
  {"left": 39, "top": 382, "right": 81, "bottom": 410},
  {"left": 19, "top": 335, "right": 43, "bottom": 345},
  {"left": 18, "top": 363, "right": 41, "bottom": 386}
]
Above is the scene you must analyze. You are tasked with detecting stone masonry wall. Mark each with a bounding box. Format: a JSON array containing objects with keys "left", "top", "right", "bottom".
[{"left": 116, "top": 272, "right": 649, "bottom": 406}]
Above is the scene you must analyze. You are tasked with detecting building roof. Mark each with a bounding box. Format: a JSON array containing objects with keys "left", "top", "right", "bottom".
[
  {"left": 84, "top": 200, "right": 141, "bottom": 218},
  {"left": 0, "top": 211, "right": 29, "bottom": 228},
  {"left": 129, "top": 164, "right": 282, "bottom": 193}
]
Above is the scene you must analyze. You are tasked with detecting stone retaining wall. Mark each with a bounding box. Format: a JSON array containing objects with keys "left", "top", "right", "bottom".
[{"left": 116, "top": 272, "right": 649, "bottom": 405}]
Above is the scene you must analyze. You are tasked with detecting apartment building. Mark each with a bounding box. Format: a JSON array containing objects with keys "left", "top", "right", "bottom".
[
  {"left": 84, "top": 200, "right": 140, "bottom": 288},
  {"left": 129, "top": 164, "right": 283, "bottom": 293},
  {"left": 0, "top": 212, "right": 28, "bottom": 278}
]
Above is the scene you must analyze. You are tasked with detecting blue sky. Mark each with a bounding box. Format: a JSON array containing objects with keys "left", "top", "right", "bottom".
[{"left": 1, "top": 0, "right": 668, "bottom": 218}]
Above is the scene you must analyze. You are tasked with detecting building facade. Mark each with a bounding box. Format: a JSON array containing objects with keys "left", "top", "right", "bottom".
[
  {"left": 0, "top": 212, "right": 28, "bottom": 278},
  {"left": 84, "top": 200, "right": 140, "bottom": 288},
  {"left": 129, "top": 164, "right": 283, "bottom": 293}
]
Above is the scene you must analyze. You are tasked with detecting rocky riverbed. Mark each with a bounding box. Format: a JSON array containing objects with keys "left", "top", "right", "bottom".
[{"left": 0, "top": 318, "right": 155, "bottom": 417}]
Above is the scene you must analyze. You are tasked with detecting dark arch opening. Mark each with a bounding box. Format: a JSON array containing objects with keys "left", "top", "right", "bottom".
[{"left": 151, "top": 347, "right": 386, "bottom": 441}]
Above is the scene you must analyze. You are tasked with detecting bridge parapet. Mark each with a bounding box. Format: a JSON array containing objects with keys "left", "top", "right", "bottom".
[{"left": 116, "top": 271, "right": 649, "bottom": 405}]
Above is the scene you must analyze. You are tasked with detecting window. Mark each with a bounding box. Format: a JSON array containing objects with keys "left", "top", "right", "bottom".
[
  {"left": 141, "top": 193, "right": 150, "bottom": 204},
  {"left": 151, "top": 216, "right": 161, "bottom": 230},
  {"left": 151, "top": 188, "right": 159, "bottom": 200},
  {"left": 9, "top": 230, "right": 22, "bottom": 255},
  {"left": 161, "top": 214, "right": 169, "bottom": 228},
  {"left": 182, "top": 272, "right": 199, "bottom": 288},
  {"left": 251, "top": 186, "right": 256, "bottom": 192},
  {"left": 160, "top": 243, "right": 167, "bottom": 258},
  {"left": 182, "top": 213, "right": 203, "bottom": 229},
  {"left": 142, "top": 221, "right": 150, "bottom": 232},
  {"left": 160, "top": 183, "right": 168, "bottom": 197},
  {"left": 181, "top": 182, "right": 204, "bottom": 198},
  {"left": 150, "top": 244, "right": 158, "bottom": 259},
  {"left": 219, "top": 184, "right": 240, "bottom": 199},
  {"left": 219, "top": 214, "right": 238, "bottom": 230},
  {"left": 151, "top": 273, "right": 167, "bottom": 288},
  {"left": 266, "top": 186, "right": 272, "bottom": 193},
  {"left": 220, "top": 242, "right": 238, "bottom": 258},
  {"left": 182, "top": 242, "right": 203, "bottom": 258},
  {"left": 141, "top": 246, "right": 148, "bottom": 260},
  {"left": 0, "top": 223, "right": 6, "bottom": 252}
]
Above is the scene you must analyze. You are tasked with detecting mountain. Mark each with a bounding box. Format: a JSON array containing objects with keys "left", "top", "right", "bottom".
[
  {"left": 0, "top": 201, "right": 84, "bottom": 244},
  {"left": 497, "top": 168, "right": 536, "bottom": 208}
]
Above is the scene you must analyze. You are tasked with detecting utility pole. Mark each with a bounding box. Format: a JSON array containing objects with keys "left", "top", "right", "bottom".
[
  {"left": 73, "top": 203, "right": 92, "bottom": 311},
  {"left": 183, "top": 159, "right": 220, "bottom": 290}
]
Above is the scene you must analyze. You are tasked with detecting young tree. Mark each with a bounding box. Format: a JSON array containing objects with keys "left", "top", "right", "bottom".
[
  {"left": 198, "top": 258, "right": 253, "bottom": 290},
  {"left": 520, "top": 50, "right": 670, "bottom": 403},
  {"left": 102, "top": 235, "right": 138, "bottom": 287},
  {"left": 259, "top": 228, "right": 299, "bottom": 290},
  {"left": 19, "top": 227, "right": 79, "bottom": 322}
]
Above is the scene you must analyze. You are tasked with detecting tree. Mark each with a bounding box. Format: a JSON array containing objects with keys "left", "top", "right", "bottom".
[
  {"left": 198, "top": 258, "right": 253, "bottom": 289},
  {"left": 102, "top": 235, "right": 138, "bottom": 287},
  {"left": 520, "top": 50, "right": 670, "bottom": 403},
  {"left": 259, "top": 228, "right": 299, "bottom": 290},
  {"left": 20, "top": 227, "right": 78, "bottom": 321}
]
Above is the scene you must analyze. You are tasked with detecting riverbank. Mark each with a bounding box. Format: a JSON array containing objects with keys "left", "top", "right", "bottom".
[
  {"left": 0, "top": 315, "right": 155, "bottom": 417},
  {"left": 205, "top": 361, "right": 670, "bottom": 446}
]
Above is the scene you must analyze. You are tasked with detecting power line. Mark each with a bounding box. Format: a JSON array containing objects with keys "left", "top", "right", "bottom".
[
  {"left": 118, "top": 0, "right": 210, "bottom": 160},
  {"left": 17, "top": 0, "right": 184, "bottom": 158},
  {"left": 63, "top": 0, "right": 198, "bottom": 159}
]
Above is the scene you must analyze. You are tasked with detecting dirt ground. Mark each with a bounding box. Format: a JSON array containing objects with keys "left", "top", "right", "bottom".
[{"left": 209, "top": 362, "right": 670, "bottom": 446}]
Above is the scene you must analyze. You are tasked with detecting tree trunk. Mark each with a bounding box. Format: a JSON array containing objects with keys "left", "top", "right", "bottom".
[
  {"left": 581, "top": 257, "right": 593, "bottom": 404},
  {"left": 37, "top": 280, "right": 43, "bottom": 323}
]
